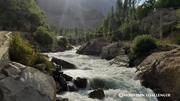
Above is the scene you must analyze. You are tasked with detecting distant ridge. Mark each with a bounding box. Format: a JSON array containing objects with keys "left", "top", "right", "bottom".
[{"left": 37, "top": 0, "right": 116, "bottom": 29}]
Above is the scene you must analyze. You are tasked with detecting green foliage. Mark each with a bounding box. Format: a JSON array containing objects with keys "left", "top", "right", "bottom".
[
  {"left": 9, "top": 32, "right": 53, "bottom": 74},
  {"left": 57, "top": 37, "right": 69, "bottom": 47},
  {"left": 155, "top": 0, "right": 180, "bottom": 8},
  {"left": 50, "top": 26, "right": 94, "bottom": 44},
  {"left": 0, "top": 0, "right": 45, "bottom": 32},
  {"left": 33, "top": 54, "right": 53, "bottom": 74},
  {"left": 170, "top": 33, "right": 180, "bottom": 45},
  {"left": 9, "top": 32, "right": 35, "bottom": 66},
  {"left": 33, "top": 26, "right": 54, "bottom": 45},
  {"left": 131, "top": 34, "right": 157, "bottom": 55}
]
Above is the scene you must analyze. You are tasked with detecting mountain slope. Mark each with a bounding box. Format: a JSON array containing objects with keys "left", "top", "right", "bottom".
[{"left": 37, "top": 0, "right": 116, "bottom": 29}]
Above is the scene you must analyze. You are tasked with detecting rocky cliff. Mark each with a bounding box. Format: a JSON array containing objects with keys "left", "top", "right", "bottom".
[{"left": 139, "top": 8, "right": 180, "bottom": 38}]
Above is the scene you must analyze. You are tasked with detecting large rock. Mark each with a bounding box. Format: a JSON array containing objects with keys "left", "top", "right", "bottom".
[
  {"left": 102, "top": 41, "right": 124, "bottom": 60},
  {"left": 51, "top": 57, "right": 76, "bottom": 69},
  {"left": 88, "top": 88, "right": 105, "bottom": 99},
  {"left": 76, "top": 37, "right": 108, "bottom": 55},
  {"left": 74, "top": 77, "right": 87, "bottom": 89},
  {"left": 137, "top": 48, "right": 180, "bottom": 101},
  {"left": 0, "top": 61, "right": 56, "bottom": 101},
  {"left": 58, "top": 76, "right": 68, "bottom": 91}
]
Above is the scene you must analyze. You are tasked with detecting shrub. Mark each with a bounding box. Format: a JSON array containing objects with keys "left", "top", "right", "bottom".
[
  {"left": 131, "top": 34, "right": 157, "bottom": 55},
  {"left": 57, "top": 37, "right": 69, "bottom": 47},
  {"left": 9, "top": 32, "right": 35, "bottom": 66},
  {"left": 9, "top": 32, "right": 53, "bottom": 74},
  {"left": 33, "top": 26, "right": 54, "bottom": 45}
]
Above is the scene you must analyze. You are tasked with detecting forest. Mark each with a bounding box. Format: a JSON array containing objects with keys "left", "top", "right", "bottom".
[{"left": 95, "top": 0, "right": 180, "bottom": 43}]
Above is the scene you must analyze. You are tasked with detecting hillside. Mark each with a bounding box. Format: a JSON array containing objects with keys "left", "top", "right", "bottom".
[{"left": 36, "top": 0, "right": 116, "bottom": 29}]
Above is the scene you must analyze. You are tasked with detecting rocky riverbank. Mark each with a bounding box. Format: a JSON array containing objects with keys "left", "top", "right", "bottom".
[
  {"left": 76, "top": 37, "right": 180, "bottom": 101},
  {"left": 51, "top": 57, "right": 105, "bottom": 100}
]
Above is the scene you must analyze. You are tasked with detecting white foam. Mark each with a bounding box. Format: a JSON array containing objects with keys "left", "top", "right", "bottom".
[{"left": 47, "top": 47, "right": 158, "bottom": 101}]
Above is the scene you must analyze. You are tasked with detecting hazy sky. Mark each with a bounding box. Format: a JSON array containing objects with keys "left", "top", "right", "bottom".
[{"left": 140, "top": 0, "right": 146, "bottom": 3}]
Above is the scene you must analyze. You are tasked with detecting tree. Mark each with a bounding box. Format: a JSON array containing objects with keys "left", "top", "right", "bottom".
[
  {"left": 33, "top": 26, "right": 54, "bottom": 45},
  {"left": 155, "top": 0, "right": 180, "bottom": 8},
  {"left": 0, "top": 0, "right": 46, "bottom": 32}
]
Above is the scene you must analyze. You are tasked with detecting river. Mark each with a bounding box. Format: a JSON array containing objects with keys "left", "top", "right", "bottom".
[{"left": 46, "top": 47, "right": 158, "bottom": 101}]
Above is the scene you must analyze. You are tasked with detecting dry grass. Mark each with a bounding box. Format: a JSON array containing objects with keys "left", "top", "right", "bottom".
[{"left": 157, "top": 37, "right": 172, "bottom": 45}]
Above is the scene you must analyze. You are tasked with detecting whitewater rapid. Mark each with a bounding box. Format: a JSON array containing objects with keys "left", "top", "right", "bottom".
[{"left": 46, "top": 47, "right": 158, "bottom": 101}]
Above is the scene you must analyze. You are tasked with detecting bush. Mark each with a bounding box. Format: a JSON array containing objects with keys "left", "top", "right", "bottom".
[
  {"left": 131, "top": 34, "right": 157, "bottom": 55},
  {"left": 9, "top": 32, "right": 53, "bottom": 74},
  {"left": 33, "top": 26, "right": 54, "bottom": 45},
  {"left": 9, "top": 32, "right": 35, "bottom": 66},
  {"left": 57, "top": 37, "right": 69, "bottom": 47}
]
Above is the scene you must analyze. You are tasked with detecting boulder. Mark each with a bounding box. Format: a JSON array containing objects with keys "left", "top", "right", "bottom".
[
  {"left": 102, "top": 41, "right": 124, "bottom": 60},
  {"left": 88, "top": 88, "right": 105, "bottom": 99},
  {"left": 58, "top": 75, "right": 68, "bottom": 91},
  {"left": 53, "top": 66, "right": 63, "bottom": 77},
  {"left": 61, "top": 74, "right": 73, "bottom": 81},
  {"left": 76, "top": 37, "right": 108, "bottom": 55},
  {"left": 68, "top": 83, "right": 78, "bottom": 92},
  {"left": 0, "top": 61, "right": 56, "bottom": 101},
  {"left": 89, "top": 78, "right": 106, "bottom": 89},
  {"left": 1, "top": 64, "right": 21, "bottom": 77},
  {"left": 137, "top": 48, "right": 180, "bottom": 101},
  {"left": 56, "top": 81, "right": 63, "bottom": 93},
  {"left": 74, "top": 77, "right": 87, "bottom": 89},
  {"left": 109, "top": 55, "right": 129, "bottom": 67},
  {"left": 51, "top": 58, "right": 76, "bottom": 69},
  {"left": 35, "top": 63, "right": 46, "bottom": 71}
]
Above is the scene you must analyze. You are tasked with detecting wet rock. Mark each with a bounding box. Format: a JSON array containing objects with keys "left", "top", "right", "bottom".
[
  {"left": 61, "top": 74, "right": 73, "bottom": 81},
  {"left": 76, "top": 37, "right": 108, "bottom": 56},
  {"left": 56, "top": 81, "right": 63, "bottom": 93},
  {"left": 74, "top": 77, "right": 87, "bottom": 89},
  {"left": 58, "top": 75, "right": 68, "bottom": 91},
  {"left": 68, "top": 83, "right": 78, "bottom": 92},
  {"left": 90, "top": 78, "right": 106, "bottom": 89},
  {"left": 88, "top": 88, "right": 105, "bottom": 99},
  {"left": 51, "top": 58, "right": 76, "bottom": 69}
]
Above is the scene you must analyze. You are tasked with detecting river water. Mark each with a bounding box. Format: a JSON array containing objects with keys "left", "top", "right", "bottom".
[{"left": 46, "top": 47, "right": 158, "bottom": 101}]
